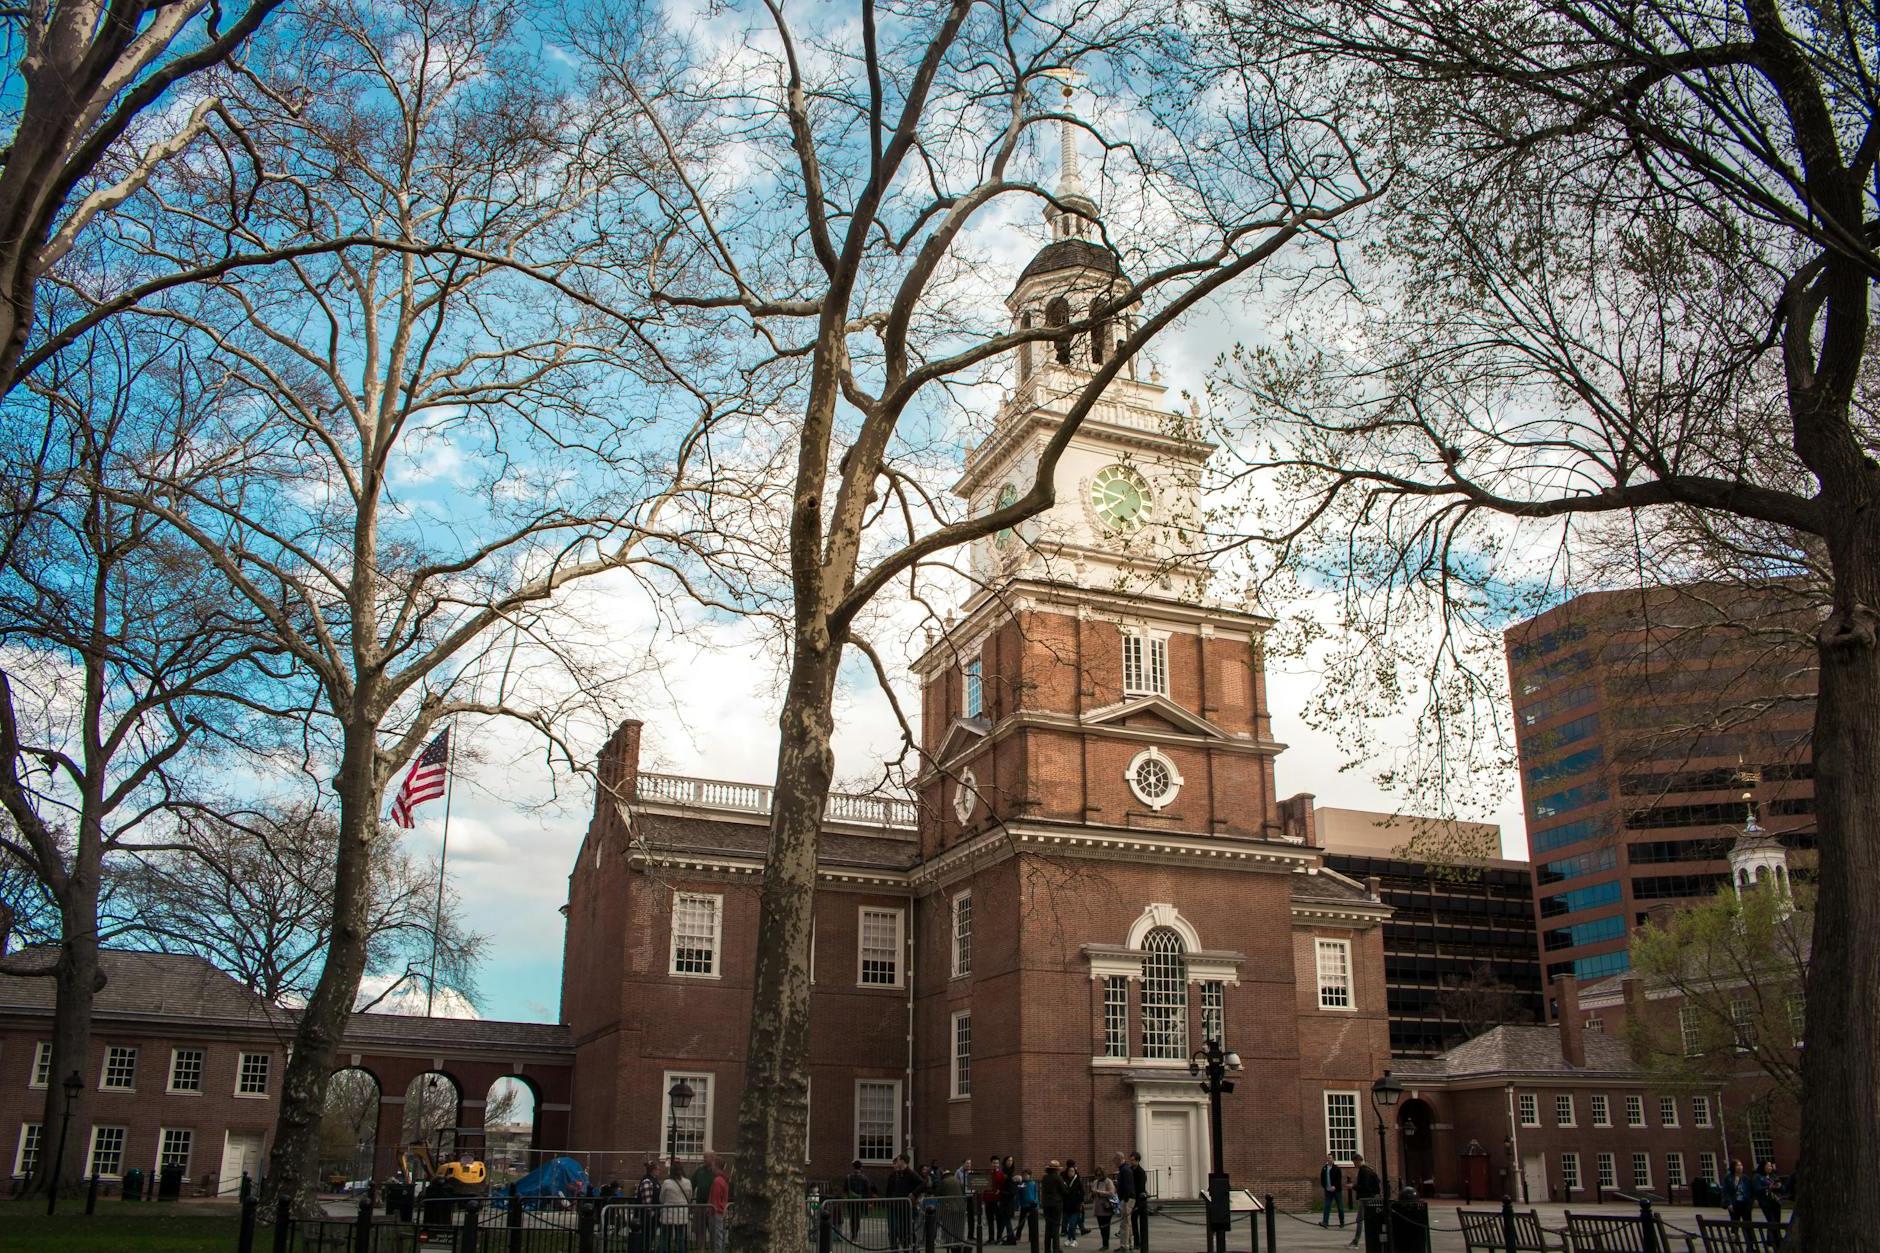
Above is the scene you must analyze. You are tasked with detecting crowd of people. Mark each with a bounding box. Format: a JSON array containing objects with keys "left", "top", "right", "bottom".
[
  {"left": 1721, "top": 1159, "right": 1788, "bottom": 1232},
  {"left": 836, "top": 1151, "right": 1155, "bottom": 1252},
  {"left": 585, "top": 1152, "right": 733, "bottom": 1253}
]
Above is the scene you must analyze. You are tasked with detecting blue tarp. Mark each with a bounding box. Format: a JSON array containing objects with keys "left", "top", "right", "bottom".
[{"left": 504, "top": 1156, "right": 589, "bottom": 1207}]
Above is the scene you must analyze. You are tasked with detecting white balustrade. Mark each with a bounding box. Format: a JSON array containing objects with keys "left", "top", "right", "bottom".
[{"left": 636, "top": 772, "right": 915, "bottom": 828}]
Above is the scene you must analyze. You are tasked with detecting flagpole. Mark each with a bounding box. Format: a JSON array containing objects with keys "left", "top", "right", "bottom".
[{"left": 424, "top": 726, "right": 454, "bottom": 1018}]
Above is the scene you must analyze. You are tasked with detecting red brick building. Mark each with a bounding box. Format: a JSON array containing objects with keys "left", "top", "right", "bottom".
[
  {"left": 0, "top": 952, "right": 574, "bottom": 1193},
  {"left": 558, "top": 150, "right": 1398, "bottom": 1205},
  {"left": 1390, "top": 978, "right": 1729, "bottom": 1205}
]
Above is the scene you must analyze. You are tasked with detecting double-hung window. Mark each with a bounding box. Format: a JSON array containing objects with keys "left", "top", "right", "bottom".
[
  {"left": 950, "top": 1012, "right": 972, "bottom": 1100},
  {"left": 963, "top": 660, "right": 983, "bottom": 719},
  {"left": 1560, "top": 1153, "right": 1581, "bottom": 1193},
  {"left": 236, "top": 1053, "right": 270, "bottom": 1097},
  {"left": 1693, "top": 1096, "right": 1713, "bottom": 1128},
  {"left": 159, "top": 1128, "right": 193, "bottom": 1173},
  {"left": 1666, "top": 1154, "right": 1686, "bottom": 1190},
  {"left": 88, "top": 1126, "right": 127, "bottom": 1178},
  {"left": 859, "top": 908, "right": 904, "bottom": 987},
  {"left": 1597, "top": 1153, "right": 1616, "bottom": 1189},
  {"left": 1591, "top": 1094, "right": 1611, "bottom": 1127},
  {"left": 1625, "top": 1095, "right": 1644, "bottom": 1127},
  {"left": 1658, "top": 1096, "right": 1678, "bottom": 1128},
  {"left": 168, "top": 1049, "right": 204, "bottom": 1094},
  {"left": 1316, "top": 939, "right": 1353, "bottom": 1010},
  {"left": 1324, "top": 1092, "right": 1360, "bottom": 1164},
  {"left": 662, "top": 1072, "right": 713, "bottom": 1156},
  {"left": 1518, "top": 1093, "right": 1539, "bottom": 1127},
  {"left": 1102, "top": 977, "right": 1128, "bottom": 1058},
  {"left": 1555, "top": 1094, "right": 1575, "bottom": 1127},
  {"left": 29, "top": 1042, "right": 50, "bottom": 1089},
  {"left": 13, "top": 1124, "right": 41, "bottom": 1178},
  {"left": 855, "top": 1080, "right": 901, "bottom": 1163},
  {"left": 100, "top": 1047, "right": 137, "bottom": 1092},
  {"left": 1122, "top": 631, "right": 1169, "bottom": 697},
  {"left": 1631, "top": 1153, "right": 1651, "bottom": 1189},
  {"left": 1679, "top": 1005, "right": 1703, "bottom": 1056},
  {"left": 951, "top": 892, "right": 972, "bottom": 978},
  {"left": 670, "top": 893, "right": 723, "bottom": 977}
]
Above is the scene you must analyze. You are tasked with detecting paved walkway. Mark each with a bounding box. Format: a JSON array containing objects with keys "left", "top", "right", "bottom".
[{"left": 1122, "top": 1202, "right": 1723, "bottom": 1251}]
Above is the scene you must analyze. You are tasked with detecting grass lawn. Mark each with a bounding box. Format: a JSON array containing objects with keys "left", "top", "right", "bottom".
[{"left": 0, "top": 1200, "right": 241, "bottom": 1251}]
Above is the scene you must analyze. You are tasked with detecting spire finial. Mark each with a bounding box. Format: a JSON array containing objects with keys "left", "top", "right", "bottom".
[{"left": 1043, "top": 67, "right": 1085, "bottom": 196}]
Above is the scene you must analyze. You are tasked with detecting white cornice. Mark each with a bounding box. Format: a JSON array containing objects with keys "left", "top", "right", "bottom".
[
  {"left": 628, "top": 850, "right": 914, "bottom": 893},
  {"left": 916, "top": 712, "right": 1285, "bottom": 786}
]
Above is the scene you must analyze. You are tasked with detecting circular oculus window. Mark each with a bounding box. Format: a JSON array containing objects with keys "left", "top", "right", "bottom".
[{"left": 1126, "top": 747, "right": 1183, "bottom": 809}]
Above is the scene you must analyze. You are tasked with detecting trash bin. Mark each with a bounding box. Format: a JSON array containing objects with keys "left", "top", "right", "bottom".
[
  {"left": 1389, "top": 1197, "right": 1431, "bottom": 1253},
  {"left": 122, "top": 1167, "right": 144, "bottom": 1201},
  {"left": 1360, "top": 1199, "right": 1384, "bottom": 1252},
  {"left": 158, "top": 1163, "right": 183, "bottom": 1201}
]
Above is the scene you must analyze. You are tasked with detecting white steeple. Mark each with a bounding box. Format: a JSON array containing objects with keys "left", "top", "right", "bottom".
[
  {"left": 1042, "top": 69, "right": 1098, "bottom": 242},
  {"left": 1728, "top": 775, "right": 1791, "bottom": 906}
]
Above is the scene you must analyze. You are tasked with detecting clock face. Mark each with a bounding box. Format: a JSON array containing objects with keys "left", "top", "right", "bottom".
[{"left": 1089, "top": 465, "right": 1151, "bottom": 533}]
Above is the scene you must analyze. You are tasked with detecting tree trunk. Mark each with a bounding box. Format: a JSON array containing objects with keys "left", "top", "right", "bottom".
[
  {"left": 27, "top": 898, "right": 101, "bottom": 1197},
  {"left": 1795, "top": 526, "right": 1880, "bottom": 1252},
  {"left": 260, "top": 728, "right": 381, "bottom": 1211},
  {"left": 729, "top": 632, "right": 839, "bottom": 1253}
]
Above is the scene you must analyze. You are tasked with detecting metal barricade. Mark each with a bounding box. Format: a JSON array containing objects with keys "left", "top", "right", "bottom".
[
  {"left": 821, "top": 1198, "right": 922, "bottom": 1252},
  {"left": 591, "top": 1201, "right": 726, "bottom": 1253}
]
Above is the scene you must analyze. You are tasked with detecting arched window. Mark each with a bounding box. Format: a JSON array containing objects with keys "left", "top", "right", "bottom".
[
  {"left": 1017, "top": 312, "right": 1034, "bottom": 382},
  {"left": 1140, "top": 927, "right": 1188, "bottom": 1059},
  {"left": 1045, "top": 296, "right": 1072, "bottom": 364},
  {"left": 1089, "top": 303, "right": 1108, "bottom": 365}
]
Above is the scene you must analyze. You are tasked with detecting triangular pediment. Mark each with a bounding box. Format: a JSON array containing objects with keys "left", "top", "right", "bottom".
[
  {"left": 1083, "top": 695, "right": 1230, "bottom": 740},
  {"left": 935, "top": 717, "right": 991, "bottom": 763}
]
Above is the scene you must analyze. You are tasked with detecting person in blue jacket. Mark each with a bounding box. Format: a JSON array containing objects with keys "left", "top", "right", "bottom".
[{"left": 1724, "top": 1160, "right": 1756, "bottom": 1223}]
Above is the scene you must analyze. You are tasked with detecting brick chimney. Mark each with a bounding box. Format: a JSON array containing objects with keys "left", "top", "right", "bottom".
[
  {"left": 1620, "top": 976, "right": 1648, "bottom": 1065},
  {"left": 1554, "top": 973, "right": 1585, "bottom": 1069},
  {"left": 1278, "top": 793, "right": 1319, "bottom": 845},
  {"left": 597, "top": 718, "right": 644, "bottom": 807}
]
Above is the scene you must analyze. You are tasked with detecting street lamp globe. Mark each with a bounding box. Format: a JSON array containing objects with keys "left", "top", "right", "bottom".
[
  {"left": 1224, "top": 1051, "right": 1242, "bottom": 1072},
  {"left": 668, "top": 1078, "right": 694, "bottom": 1111},
  {"left": 1370, "top": 1069, "right": 1404, "bottom": 1112},
  {"left": 61, "top": 1071, "right": 82, "bottom": 1101}
]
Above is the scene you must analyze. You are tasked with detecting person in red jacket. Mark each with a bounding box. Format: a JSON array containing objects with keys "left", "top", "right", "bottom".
[{"left": 707, "top": 1164, "right": 731, "bottom": 1253}]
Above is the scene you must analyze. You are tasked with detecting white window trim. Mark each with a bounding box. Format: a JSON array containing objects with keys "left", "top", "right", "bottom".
[
  {"left": 13, "top": 1123, "right": 40, "bottom": 1178},
  {"left": 98, "top": 1046, "right": 137, "bottom": 1093},
  {"left": 1125, "top": 746, "right": 1184, "bottom": 810},
  {"left": 1693, "top": 1096, "right": 1714, "bottom": 1128},
  {"left": 1631, "top": 1152, "right": 1652, "bottom": 1190},
  {"left": 28, "top": 1042, "right": 50, "bottom": 1090},
  {"left": 1560, "top": 1152, "right": 1581, "bottom": 1194},
  {"left": 157, "top": 1126, "right": 193, "bottom": 1171},
  {"left": 86, "top": 1124, "right": 127, "bottom": 1179},
  {"left": 857, "top": 906, "right": 906, "bottom": 989},
  {"left": 234, "top": 1052, "right": 270, "bottom": 1099},
  {"left": 1315, "top": 938, "right": 1355, "bottom": 1012},
  {"left": 1591, "top": 1094, "right": 1611, "bottom": 1128},
  {"left": 950, "top": 1011, "right": 971, "bottom": 1101},
  {"left": 1556, "top": 1094, "right": 1576, "bottom": 1128},
  {"left": 1121, "top": 628, "right": 1171, "bottom": 697},
  {"left": 166, "top": 1048, "right": 204, "bottom": 1096},
  {"left": 1518, "top": 1093, "right": 1540, "bottom": 1128},
  {"left": 963, "top": 658, "right": 983, "bottom": 719},
  {"left": 1597, "top": 1153, "right": 1617, "bottom": 1189},
  {"left": 1666, "top": 1153, "right": 1686, "bottom": 1189},
  {"left": 660, "top": 1069, "right": 714, "bottom": 1155},
  {"left": 950, "top": 891, "right": 972, "bottom": 979},
  {"left": 1323, "top": 1090, "right": 1363, "bottom": 1166},
  {"left": 1658, "top": 1096, "right": 1679, "bottom": 1128},
  {"left": 1625, "top": 1094, "right": 1645, "bottom": 1127},
  {"left": 668, "top": 891, "right": 725, "bottom": 980},
  {"left": 854, "top": 1079, "right": 903, "bottom": 1164}
]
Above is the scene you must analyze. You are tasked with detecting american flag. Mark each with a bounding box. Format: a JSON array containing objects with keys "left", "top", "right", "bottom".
[{"left": 390, "top": 728, "right": 450, "bottom": 828}]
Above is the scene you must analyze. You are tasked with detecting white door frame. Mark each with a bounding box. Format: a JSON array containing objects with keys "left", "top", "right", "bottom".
[{"left": 1130, "top": 1079, "right": 1209, "bottom": 1200}]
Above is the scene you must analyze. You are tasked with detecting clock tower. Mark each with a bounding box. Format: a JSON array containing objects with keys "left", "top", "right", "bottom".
[{"left": 914, "top": 81, "right": 1290, "bottom": 856}]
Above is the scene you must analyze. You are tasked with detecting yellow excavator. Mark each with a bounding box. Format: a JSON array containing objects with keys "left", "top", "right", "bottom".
[{"left": 393, "top": 1128, "right": 489, "bottom": 1240}]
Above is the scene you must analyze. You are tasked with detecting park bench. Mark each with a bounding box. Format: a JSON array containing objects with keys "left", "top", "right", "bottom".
[
  {"left": 1565, "top": 1209, "right": 1697, "bottom": 1253},
  {"left": 1693, "top": 1214, "right": 1790, "bottom": 1251},
  {"left": 1456, "top": 1207, "right": 1567, "bottom": 1251}
]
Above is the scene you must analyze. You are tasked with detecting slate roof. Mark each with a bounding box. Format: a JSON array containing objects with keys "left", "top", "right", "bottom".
[
  {"left": 1390, "top": 1024, "right": 1647, "bottom": 1082},
  {"left": 341, "top": 1014, "right": 571, "bottom": 1053},
  {"left": 1289, "top": 865, "right": 1383, "bottom": 906},
  {"left": 634, "top": 811, "right": 920, "bottom": 871},
  {"left": 0, "top": 949, "right": 279, "bottom": 1024},
  {"left": 1017, "top": 238, "right": 1122, "bottom": 287}
]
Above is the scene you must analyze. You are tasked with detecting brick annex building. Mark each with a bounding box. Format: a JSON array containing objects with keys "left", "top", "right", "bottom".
[{"left": 559, "top": 145, "right": 1399, "bottom": 1205}]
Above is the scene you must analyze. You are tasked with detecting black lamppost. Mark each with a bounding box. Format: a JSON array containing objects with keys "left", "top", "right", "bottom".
[
  {"left": 1188, "top": 1038, "right": 1243, "bottom": 1253},
  {"left": 1369, "top": 1070, "right": 1404, "bottom": 1251},
  {"left": 666, "top": 1078, "right": 694, "bottom": 1167},
  {"left": 47, "top": 1070, "right": 82, "bottom": 1217}
]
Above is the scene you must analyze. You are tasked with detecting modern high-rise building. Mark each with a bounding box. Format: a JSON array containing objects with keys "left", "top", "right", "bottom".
[
  {"left": 1314, "top": 808, "right": 1544, "bottom": 1057},
  {"left": 1504, "top": 585, "right": 1818, "bottom": 1006}
]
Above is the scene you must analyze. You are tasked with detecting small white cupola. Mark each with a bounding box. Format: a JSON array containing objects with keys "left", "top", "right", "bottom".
[{"left": 1728, "top": 776, "right": 1791, "bottom": 906}]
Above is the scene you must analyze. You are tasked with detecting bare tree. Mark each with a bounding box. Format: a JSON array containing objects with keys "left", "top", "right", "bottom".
[
  {"left": 0, "top": 0, "right": 293, "bottom": 396},
  {"left": 114, "top": 0, "right": 710, "bottom": 1207},
  {"left": 124, "top": 803, "right": 484, "bottom": 1009},
  {"left": 1207, "top": 0, "right": 1880, "bottom": 1239},
  {"left": 572, "top": 3, "right": 1380, "bottom": 1244},
  {"left": 0, "top": 324, "right": 276, "bottom": 1194}
]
